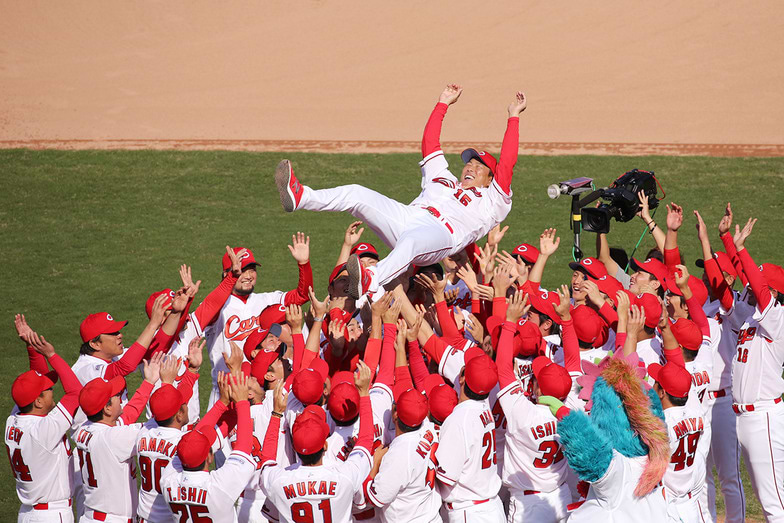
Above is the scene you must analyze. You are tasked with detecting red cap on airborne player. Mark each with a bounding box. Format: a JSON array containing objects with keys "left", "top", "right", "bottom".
[
  {"left": 351, "top": 242, "right": 379, "bottom": 260},
  {"left": 460, "top": 149, "right": 498, "bottom": 176}
]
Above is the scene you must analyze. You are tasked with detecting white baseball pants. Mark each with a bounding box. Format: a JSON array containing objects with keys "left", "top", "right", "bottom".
[
  {"left": 507, "top": 484, "right": 570, "bottom": 523},
  {"left": 704, "top": 393, "right": 745, "bottom": 522},
  {"left": 237, "top": 496, "right": 271, "bottom": 523},
  {"left": 736, "top": 401, "right": 784, "bottom": 522},
  {"left": 665, "top": 489, "right": 704, "bottom": 523},
  {"left": 445, "top": 496, "right": 506, "bottom": 523},
  {"left": 18, "top": 503, "right": 74, "bottom": 523},
  {"left": 300, "top": 185, "right": 456, "bottom": 287}
]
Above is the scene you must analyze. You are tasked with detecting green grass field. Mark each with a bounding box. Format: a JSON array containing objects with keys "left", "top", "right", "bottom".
[{"left": 2, "top": 149, "right": 783, "bottom": 519}]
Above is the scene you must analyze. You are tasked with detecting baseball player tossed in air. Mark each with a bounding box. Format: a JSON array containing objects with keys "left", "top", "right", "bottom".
[
  {"left": 274, "top": 84, "right": 527, "bottom": 300},
  {"left": 7, "top": 327, "right": 83, "bottom": 523}
]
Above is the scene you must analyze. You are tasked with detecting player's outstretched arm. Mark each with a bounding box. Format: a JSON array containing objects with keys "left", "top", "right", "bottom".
[
  {"left": 14, "top": 314, "right": 49, "bottom": 374},
  {"left": 105, "top": 294, "right": 169, "bottom": 380},
  {"left": 421, "top": 84, "right": 462, "bottom": 158},
  {"left": 718, "top": 203, "right": 749, "bottom": 287},
  {"left": 663, "top": 203, "right": 684, "bottom": 270},
  {"left": 493, "top": 91, "right": 526, "bottom": 196},
  {"left": 622, "top": 305, "right": 645, "bottom": 357},
  {"left": 733, "top": 217, "right": 771, "bottom": 312},
  {"left": 283, "top": 232, "right": 314, "bottom": 306},
  {"left": 529, "top": 228, "right": 559, "bottom": 285},
  {"left": 553, "top": 286, "right": 582, "bottom": 374},
  {"left": 497, "top": 291, "right": 526, "bottom": 389},
  {"left": 353, "top": 361, "right": 375, "bottom": 453},
  {"left": 695, "top": 210, "right": 733, "bottom": 310}
]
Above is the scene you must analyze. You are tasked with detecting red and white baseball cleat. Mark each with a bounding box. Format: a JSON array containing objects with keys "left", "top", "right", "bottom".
[
  {"left": 275, "top": 159, "right": 304, "bottom": 212},
  {"left": 346, "top": 254, "right": 374, "bottom": 300}
]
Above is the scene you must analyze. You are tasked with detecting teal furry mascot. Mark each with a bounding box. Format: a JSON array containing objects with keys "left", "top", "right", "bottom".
[{"left": 541, "top": 352, "right": 670, "bottom": 520}]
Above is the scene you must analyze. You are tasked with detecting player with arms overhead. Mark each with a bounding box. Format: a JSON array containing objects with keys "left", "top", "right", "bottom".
[{"left": 275, "top": 84, "right": 527, "bottom": 299}]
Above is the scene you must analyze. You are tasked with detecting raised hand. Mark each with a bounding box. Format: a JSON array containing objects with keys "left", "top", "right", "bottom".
[
  {"left": 439, "top": 84, "right": 463, "bottom": 105},
  {"left": 627, "top": 304, "right": 646, "bottom": 337},
  {"left": 457, "top": 264, "right": 479, "bottom": 292},
  {"left": 227, "top": 247, "right": 249, "bottom": 277},
  {"left": 666, "top": 203, "right": 684, "bottom": 232},
  {"left": 288, "top": 232, "right": 310, "bottom": 264},
  {"left": 272, "top": 379, "right": 288, "bottom": 414},
  {"left": 217, "top": 371, "right": 231, "bottom": 406},
  {"left": 718, "top": 202, "right": 733, "bottom": 236},
  {"left": 223, "top": 341, "right": 244, "bottom": 373},
  {"left": 506, "top": 289, "right": 529, "bottom": 322},
  {"left": 354, "top": 360, "right": 372, "bottom": 396},
  {"left": 308, "top": 287, "right": 330, "bottom": 319},
  {"left": 187, "top": 336, "right": 205, "bottom": 370},
  {"left": 328, "top": 319, "right": 347, "bottom": 354},
  {"left": 694, "top": 210, "right": 709, "bottom": 243},
  {"left": 616, "top": 290, "right": 631, "bottom": 319},
  {"left": 493, "top": 263, "right": 515, "bottom": 298},
  {"left": 179, "top": 264, "right": 201, "bottom": 298},
  {"left": 159, "top": 355, "right": 180, "bottom": 384},
  {"left": 465, "top": 313, "right": 485, "bottom": 342},
  {"left": 733, "top": 217, "right": 757, "bottom": 251},
  {"left": 474, "top": 243, "right": 498, "bottom": 284},
  {"left": 414, "top": 273, "right": 447, "bottom": 302},
  {"left": 539, "top": 228, "right": 560, "bottom": 257},
  {"left": 371, "top": 292, "right": 394, "bottom": 319},
  {"left": 407, "top": 307, "right": 425, "bottom": 343},
  {"left": 170, "top": 287, "right": 190, "bottom": 314},
  {"left": 344, "top": 221, "right": 365, "bottom": 247},
  {"left": 487, "top": 224, "right": 509, "bottom": 248},
  {"left": 286, "top": 304, "right": 303, "bottom": 334},
  {"left": 636, "top": 191, "right": 652, "bottom": 222},
  {"left": 143, "top": 352, "right": 165, "bottom": 384},
  {"left": 395, "top": 319, "right": 408, "bottom": 352},
  {"left": 554, "top": 284, "right": 572, "bottom": 321},
  {"left": 149, "top": 294, "right": 169, "bottom": 328},
  {"left": 25, "top": 331, "right": 56, "bottom": 358},
  {"left": 508, "top": 91, "right": 527, "bottom": 118},
  {"left": 444, "top": 288, "right": 460, "bottom": 306},
  {"left": 674, "top": 263, "right": 690, "bottom": 289},
  {"left": 581, "top": 280, "right": 604, "bottom": 307},
  {"left": 382, "top": 297, "right": 403, "bottom": 324},
  {"left": 14, "top": 314, "right": 33, "bottom": 343},
  {"left": 229, "top": 371, "right": 250, "bottom": 403}
]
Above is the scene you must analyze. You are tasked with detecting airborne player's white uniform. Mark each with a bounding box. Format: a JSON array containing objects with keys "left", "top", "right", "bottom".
[
  {"left": 296, "top": 151, "right": 512, "bottom": 289},
  {"left": 74, "top": 421, "right": 144, "bottom": 522},
  {"left": 435, "top": 398, "right": 504, "bottom": 523},
  {"left": 5, "top": 404, "right": 75, "bottom": 522},
  {"left": 260, "top": 444, "right": 373, "bottom": 523},
  {"left": 160, "top": 446, "right": 257, "bottom": 523},
  {"left": 135, "top": 423, "right": 185, "bottom": 522},
  {"left": 496, "top": 381, "right": 570, "bottom": 522},
  {"left": 662, "top": 404, "right": 709, "bottom": 522},
  {"left": 366, "top": 423, "right": 443, "bottom": 523},
  {"left": 731, "top": 298, "right": 784, "bottom": 520}
]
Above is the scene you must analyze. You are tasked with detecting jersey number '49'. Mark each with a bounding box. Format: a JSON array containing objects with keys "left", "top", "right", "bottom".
[
  {"left": 169, "top": 503, "right": 213, "bottom": 522},
  {"left": 671, "top": 433, "right": 701, "bottom": 471},
  {"left": 5, "top": 446, "right": 32, "bottom": 482},
  {"left": 291, "top": 499, "right": 333, "bottom": 523},
  {"left": 481, "top": 430, "right": 497, "bottom": 469}
]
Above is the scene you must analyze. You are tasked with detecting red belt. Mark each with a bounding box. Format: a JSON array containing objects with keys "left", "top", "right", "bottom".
[
  {"left": 733, "top": 396, "right": 782, "bottom": 413},
  {"left": 90, "top": 511, "right": 132, "bottom": 523},
  {"left": 354, "top": 508, "right": 376, "bottom": 520},
  {"left": 708, "top": 389, "right": 727, "bottom": 399},
  {"left": 523, "top": 490, "right": 540, "bottom": 495},
  {"left": 422, "top": 206, "right": 454, "bottom": 234},
  {"left": 446, "top": 498, "right": 489, "bottom": 510},
  {"left": 33, "top": 499, "right": 72, "bottom": 510}
]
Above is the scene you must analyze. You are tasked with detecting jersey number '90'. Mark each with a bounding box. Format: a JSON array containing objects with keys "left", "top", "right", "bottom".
[
  {"left": 138, "top": 456, "right": 169, "bottom": 493},
  {"left": 291, "top": 499, "right": 333, "bottom": 522}
]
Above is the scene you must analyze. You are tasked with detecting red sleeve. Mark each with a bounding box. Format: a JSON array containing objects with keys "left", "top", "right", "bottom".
[
  {"left": 663, "top": 247, "right": 681, "bottom": 273},
  {"left": 301, "top": 344, "right": 317, "bottom": 372},
  {"left": 48, "top": 354, "right": 82, "bottom": 415},
  {"left": 497, "top": 322, "right": 517, "bottom": 389},
  {"left": 144, "top": 329, "right": 174, "bottom": 360},
  {"left": 435, "top": 301, "right": 461, "bottom": 341},
  {"left": 233, "top": 400, "right": 252, "bottom": 454},
  {"left": 354, "top": 396, "right": 373, "bottom": 452},
  {"left": 685, "top": 295, "right": 710, "bottom": 338},
  {"left": 465, "top": 243, "right": 482, "bottom": 276},
  {"left": 492, "top": 297, "right": 508, "bottom": 319},
  {"left": 721, "top": 233, "right": 749, "bottom": 287},
  {"left": 104, "top": 342, "right": 148, "bottom": 379},
  {"left": 363, "top": 338, "right": 382, "bottom": 379},
  {"left": 216, "top": 405, "right": 237, "bottom": 438},
  {"left": 407, "top": 340, "right": 429, "bottom": 393},
  {"left": 375, "top": 324, "right": 397, "bottom": 387},
  {"left": 560, "top": 319, "right": 582, "bottom": 374},
  {"left": 662, "top": 344, "right": 686, "bottom": 368},
  {"left": 422, "top": 333, "right": 449, "bottom": 364},
  {"left": 291, "top": 333, "right": 306, "bottom": 374},
  {"left": 176, "top": 370, "right": 199, "bottom": 396},
  {"left": 193, "top": 273, "right": 238, "bottom": 329},
  {"left": 27, "top": 347, "right": 49, "bottom": 374},
  {"left": 393, "top": 366, "right": 414, "bottom": 400},
  {"left": 493, "top": 117, "right": 520, "bottom": 195},
  {"left": 615, "top": 332, "right": 626, "bottom": 350},
  {"left": 119, "top": 380, "right": 154, "bottom": 424},
  {"left": 283, "top": 262, "right": 314, "bottom": 306},
  {"left": 737, "top": 248, "right": 771, "bottom": 312},
  {"left": 260, "top": 414, "right": 281, "bottom": 463},
  {"left": 598, "top": 302, "right": 619, "bottom": 332},
  {"left": 704, "top": 257, "right": 734, "bottom": 311},
  {"left": 421, "top": 102, "right": 448, "bottom": 157},
  {"left": 195, "top": 400, "right": 228, "bottom": 432}
]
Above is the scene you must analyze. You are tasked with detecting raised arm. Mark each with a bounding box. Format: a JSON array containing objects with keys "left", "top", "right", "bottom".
[
  {"left": 637, "top": 191, "right": 666, "bottom": 253},
  {"left": 15, "top": 315, "right": 49, "bottom": 374},
  {"left": 353, "top": 361, "right": 375, "bottom": 452},
  {"left": 283, "top": 232, "right": 314, "bottom": 306},
  {"left": 336, "top": 221, "right": 365, "bottom": 266},
  {"left": 421, "top": 84, "right": 461, "bottom": 157},
  {"left": 498, "top": 290, "right": 528, "bottom": 389},
  {"left": 734, "top": 217, "right": 770, "bottom": 312},
  {"left": 192, "top": 247, "right": 244, "bottom": 329},
  {"left": 553, "top": 285, "right": 581, "bottom": 374},
  {"left": 529, "top": 228, "right": 560, "bottom": 286},
  {"left": 104, "top": 295, "right": 169, "bottom": 379},
  {"left": 718, "top": 203, "right": 749, "bottom": 287},
  {"left": 25, "top": 332, "right": 82, "bottom": 416},
  {"left": 663, "top": 203, "right": 684, "bottom": 270},
  {"left": 493, "top": 91, "right": 526, "bottom": 195}
]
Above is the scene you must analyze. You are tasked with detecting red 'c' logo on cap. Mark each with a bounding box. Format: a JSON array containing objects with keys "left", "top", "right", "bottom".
[
  {"left": 357, "top": 244, "right": 368, "bottom": 251},
  {"left": 583, "top": 259, "right": 592, "bottom": 265},
  {"left": 520, "top": 246, "right": 527, "bottom": 251},
  {"left": 278, "top": 305, "right": 286, "bottom": 312},
  {"left": 479, "top": 152, "right": 485, "bottom": 156},
  {"left": 106, "top": 314, "right": 113, "bottom": 320},
  {"left": 168, "top": 290, "right": 175, "bottom": 297},
  {"left": 541, "top": 292, "right": 549, "bottom": 300},
  {"left": 240, "top": 252, "right": 250, "bottom": 260}
]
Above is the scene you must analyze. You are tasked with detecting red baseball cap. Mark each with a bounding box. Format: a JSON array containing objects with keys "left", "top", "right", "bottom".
[
  {"left": 351, "top": 243, "right": 379, "bottom": 260},
  {"left": 511, "top": 243, "right": 539, "bottom": 265},
  {"left": 299, "top": 404, "right": 328, "bottom": 424},
  {"left": 145, "top": 289, "right": 175, "bottom": 319},
  {"left": 648, "top": 362, "right": 691, "bottom": 398},
  {"left": 761, "top": 263, "right": 784, "bottom": 294},
  {"left": 244, "top": 325, "right": 283, "bottom": 360},
  {"left": 79, "top": 312, "right": 128, "bottom": 343},
  {"left": 327, "top": 382, "right": 360, "bottom": 422},
  {"left": 463, "top": 347, "right": 498, "bottom": 395},
  {"left": 696, "top": 251, "right": 737, "bottom": 277},
  {"left": 250, "top": 349, "right": 281, "bottom": 383},
  {"left": 177, "top": 426, "right": 218, "bottom": 468},
  {"left": 12, "top": 370, "right": 58, "bottom": 408},
  {"left": 461, "top": 149, "right": 498, "bottom": 176},
  {"left": 670, "top": 318, "right": 702, "bottom": 351},
  {"left": 292, "top": 367, "right": 327, "bottom": 405},
  {"left": 532, "top": 356, "right": 572, "bottom": 401},
  {"left": 79, "top": 376, "right": 126, "bottom": 416},
  {"left": 423, "top": 374, "right": 458, "bottom": 423},
  {"left": 665, "top": 274, "right": 709, "bottom": 307},
  {"left": 594, "top": 275, "right": 624, "bottom": 305},
  {"left": 630, "top": 258, "right": 668, "bottom": 284},
  {"left": 569, "top": 257, "right": 609, "bottom": 280},
  {"left": 291, "top": 416, "right": 330, "bottom": 455},
  {"left": 635, "top": 293, "right": 662, "bottom": 329},
  {"left": 259, "top": 304, "right": 287, "bottom": 329},
  {"left": 486, "top": 316, "right": 522, "bottom": 357},
  {"left": 517, "top": 319, "right": 544, "bottom": 356},
  {"left": 329, "top": 263, "right": 348, "bottom": 285},
  {"left": 221, "top": 247, "right": 258, "bottom": 272},
  {"left": 522, "top": 282, "right": 561, "bottom": 324},
  {"left": 149, "top": 384, "right": 189, "bottom": 421},
  {"left": 397, "top": 388, "right": 428, "bottom": 427},
  {"left": 571, "top": 305, "right": 605, "bottom": 347}
]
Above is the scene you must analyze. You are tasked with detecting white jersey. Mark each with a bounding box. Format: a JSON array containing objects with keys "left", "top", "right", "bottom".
[
  {"left": 434, "top": 398, "right": 501, "bottom": 503},
  {"left": 74, "top": 421, "right": 143, "bottom": 518},
  {"left": 260, "top": 444, "right": 372, "bottom": 523},
  {"left": 732, "top": 298, "right": 784, "bottom": 404},
  {"left": 684, "top": 339, "right": 714, "bottom": 411},
  {"left": 204, "top": 294, "right": 286, "bottom": 404},
  {"left": 636, "top": 337, "right": 664, "bottom": 369},
  {"left": 568, "top": 450, "right": 667, "bottom": 522},
  {"left": 366, "top": 424, "right": 442, "bottom": 523},
  {"left": 160, "top": 449, "right": 256, "bottom": 523},
  {"left": 5, "top": 405, "right": 74, "bottom": 506},
  {"left": 148, "top": 324, "right": 202, "bottom": 425},
  {"left": 662, "top": 405, "right": 708, "bottom": 500},
  {"left": 711, "top": 289, "right": 755, "bottom": 391},
  {"left": 71, "top": 353, "right": 129, "bottom": 428},
  {"left": 414, "top": 151, "right": 512, "bottom": 250},
  {"left": 325, "top": 385, "right": 392, "bottom": 464},
  {"left": 135, "top": 423, "right": 184, "bottom": 521},
  {"left": 496, "top": 381, "right": 568, "bottom": 493}
]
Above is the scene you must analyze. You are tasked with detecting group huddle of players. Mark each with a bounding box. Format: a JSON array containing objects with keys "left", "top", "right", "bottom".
[{"left": 6, "top": 84, "right": 784, "bottom": 523}]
